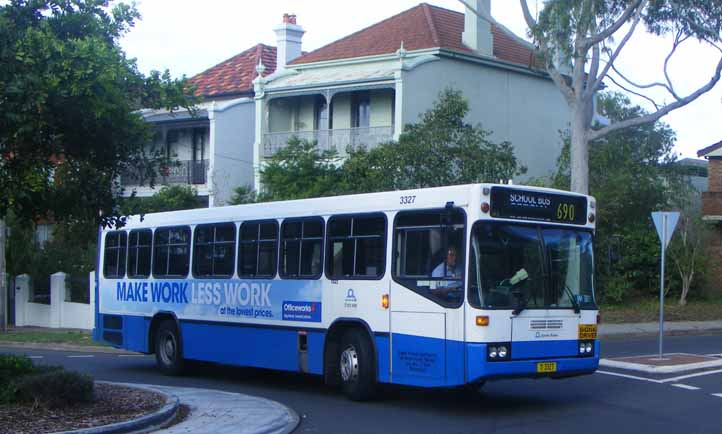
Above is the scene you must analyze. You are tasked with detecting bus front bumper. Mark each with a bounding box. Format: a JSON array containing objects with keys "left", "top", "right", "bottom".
[{"left": 466, "top": 341, "right": 600, "bottom": 383}]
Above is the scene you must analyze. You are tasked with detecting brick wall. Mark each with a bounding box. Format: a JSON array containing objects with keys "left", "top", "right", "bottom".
[{"left": 708, "top": 158, "right": 722, "bottom": 192}]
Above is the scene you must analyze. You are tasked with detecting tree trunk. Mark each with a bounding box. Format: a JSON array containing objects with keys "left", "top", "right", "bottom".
[{"left": 570, "top": 103, "right": 590, "bottom": 195}]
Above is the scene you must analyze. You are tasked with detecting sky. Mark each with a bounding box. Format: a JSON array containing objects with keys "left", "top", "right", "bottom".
[{"left": 119, "top": 0, "right": 722, "bottom": 159}]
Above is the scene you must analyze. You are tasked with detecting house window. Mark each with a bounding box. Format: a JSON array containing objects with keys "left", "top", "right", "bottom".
[{"left": 352, "top": 92, "right": 371, "bottom": 128}]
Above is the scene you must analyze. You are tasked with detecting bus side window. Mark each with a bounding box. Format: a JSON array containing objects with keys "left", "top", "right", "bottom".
[
  {"left": 326, "top": 213, "right": 386, "bottom": 279},
  {"left": 280, "top": 217, "right": 324, "bottom": 279},
  {"left": 193, "top": 223, "right": 236, "bottom": 278},
  {"left": 239, "top": 220, "right": 278, "bottom": 278},
  {"left": 128, "top": 229, "right": 152, "bottom": 278},
  {"left": 392, "top": 209, "right": 465, "bottom": 307},
  {"left": 103, "top": 231, "right": 128, "bottom": 279},
  {"left": 153, "top": 226, "right": 191, "bottom": 278}
]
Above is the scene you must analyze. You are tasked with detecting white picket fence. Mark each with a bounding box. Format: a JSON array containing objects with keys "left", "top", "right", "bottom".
[{"left": 14, "top": 271, "right": 95, "bottom": 330}]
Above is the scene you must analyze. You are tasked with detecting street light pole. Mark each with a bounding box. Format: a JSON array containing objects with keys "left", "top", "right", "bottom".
[{"left": 0, "top": 218, "right": 7, "bottom": 333}]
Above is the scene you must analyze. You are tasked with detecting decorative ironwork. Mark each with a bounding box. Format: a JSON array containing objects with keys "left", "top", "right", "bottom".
[
  {"left": 262, "top": 126, "right": 395, "bottom": 158},
  {"left": 121, "top": 160, "right": 208, "bottom": 187}
]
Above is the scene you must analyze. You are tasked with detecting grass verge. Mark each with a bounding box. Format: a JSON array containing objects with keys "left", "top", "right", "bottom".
[
  {"left": 601, "top": 294, "right": 722, "bottom": 323},
  {"left": 0, "top": 329, "right": 104, "bottom": 347}
]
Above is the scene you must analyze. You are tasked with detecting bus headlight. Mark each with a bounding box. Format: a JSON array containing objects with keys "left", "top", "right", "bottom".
[
  {"left": 487, "top": 343, "right": 511, "bottom": 361},
  {"left": 579, "top": 340, "right": 594, "bottom": 356},
  {"left": 585, "top": 342, "right": 593, "bottom": 353}
]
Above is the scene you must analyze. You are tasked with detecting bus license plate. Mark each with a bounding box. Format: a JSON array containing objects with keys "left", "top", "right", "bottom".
[{"left": 537, "top": 362, "right": 557, "bottom": 373}]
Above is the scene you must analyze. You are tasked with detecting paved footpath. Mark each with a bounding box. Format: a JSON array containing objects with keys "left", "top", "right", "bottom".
[{"left": 144, "top": 384, "right": 299, "bottom": 434}]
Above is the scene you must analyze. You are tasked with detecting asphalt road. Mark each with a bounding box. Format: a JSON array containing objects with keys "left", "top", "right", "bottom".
[{"left": 3, "top": 334, "right": 722, "bottom": 434}]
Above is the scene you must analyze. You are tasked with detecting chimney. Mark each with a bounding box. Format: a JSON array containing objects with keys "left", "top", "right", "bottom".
[
  {"left": 462, "top": 0, "right": 493, "bottom": 57},
  {"left": 274, "top": 13, "right": 305, "bottom": 69}
]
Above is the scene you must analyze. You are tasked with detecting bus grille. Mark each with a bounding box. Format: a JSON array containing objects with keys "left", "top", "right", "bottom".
[{"left": 529, "top": 319, "right": 564, "bottom": 330}]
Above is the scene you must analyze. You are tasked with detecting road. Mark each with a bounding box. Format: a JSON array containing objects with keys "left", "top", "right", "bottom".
[{"left": 3, "top": 334, "right": 722, "bottom": 434}]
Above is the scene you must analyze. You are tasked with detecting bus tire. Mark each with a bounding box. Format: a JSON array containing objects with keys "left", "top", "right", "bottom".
[
  {"left": 339, "top": 329, "right": 376, "bottom": 401},
  {"left": 155, "top": 320, "right": 185, "bottom": 375}
]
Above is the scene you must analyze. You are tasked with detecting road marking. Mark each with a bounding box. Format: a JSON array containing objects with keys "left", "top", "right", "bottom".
[
  {"left": 67, "top": 355, "right": 94, "bottom": 358},
  {"left": 596, "top": 370, "right": 663, "bottom": 383},
  {"left": 29, "top": 356, "right": 43, "bottom": 359},
  {"left": 660, "top": 369, "right": 722, "bottom": 383},
  {"left": 671, "top": 384, "right": 700, "bottom": 390},
  {"left": 712, "top": 393, "right": 722, "bottom": 399},
  {"left": 706, "top": 354, "right": 722, "bottom": 358},
  {"left": 118, "top": 354, "right": 144, "bottom": 357}
]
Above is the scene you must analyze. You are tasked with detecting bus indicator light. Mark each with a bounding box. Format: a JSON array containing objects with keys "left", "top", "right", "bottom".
[
  {"left": 481, "top": 202, "right": 490, "bottom": 213},
  {"left": 381, "top": 294, "right": 389, "bottom": 309},
  {"left": 588, "top": 213, "right": 595, "bottom": 223},
  {"left": 475, "top": 316, "right": 489, "bottom": 326}
]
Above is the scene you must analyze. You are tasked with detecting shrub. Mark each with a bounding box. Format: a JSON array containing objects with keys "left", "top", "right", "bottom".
[
  {"left": 0, "top": 354, "right": 36, "bottom": 404},
  {"left": 16, "top": 369, "right": 94, "bottom": 408}
]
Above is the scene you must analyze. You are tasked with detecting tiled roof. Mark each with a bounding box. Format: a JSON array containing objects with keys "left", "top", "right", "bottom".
[
  {"left": 290, "top": 3, "right": 537, "bottom": 68},
  {"left": 189, "top": 44, "right": 277, "bottom": 98},
  {"left": 698, "top": 140, "right": 722, "bottom": 157}
]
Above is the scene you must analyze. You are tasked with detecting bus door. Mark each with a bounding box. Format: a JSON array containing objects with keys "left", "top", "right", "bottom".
[{"left": 389, "top": 208, "right": 465, "bottom": 386}]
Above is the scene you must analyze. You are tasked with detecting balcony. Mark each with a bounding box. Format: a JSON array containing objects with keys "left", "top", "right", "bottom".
[
  {"left": 121, "top": 159, "right": 208, "bottom": 187},
  {"left": 262, "top": 126, "right": 394, "bottom": 158}
]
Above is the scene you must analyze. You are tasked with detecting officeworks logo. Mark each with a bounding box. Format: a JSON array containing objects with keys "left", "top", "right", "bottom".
[{"left": 282, "top": 301, "right": 322, "bottom": 322}]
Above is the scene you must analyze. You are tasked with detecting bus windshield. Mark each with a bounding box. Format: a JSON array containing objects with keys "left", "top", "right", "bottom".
[{"left": 468, "top": 223, "right": 595, "bottom": 310}]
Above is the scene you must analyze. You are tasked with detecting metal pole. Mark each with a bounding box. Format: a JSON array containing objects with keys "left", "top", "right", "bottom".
[
  {"left": 658, "top": 214, "right": 666, "bottom": 359},
  {"left": 0, "top": 218, "right": 7, "bottom": 333}
]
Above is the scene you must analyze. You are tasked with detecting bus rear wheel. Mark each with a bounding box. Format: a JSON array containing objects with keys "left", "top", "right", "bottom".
[
  {"left": 339, "top": 329, "right": 376, "bottom": 401},
  {"left": 155, "top": 320, "right": 185, "bottom": 375}
]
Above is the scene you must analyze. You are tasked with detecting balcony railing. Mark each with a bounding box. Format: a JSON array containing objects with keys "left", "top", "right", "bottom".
[
  {"left": 263, "top": 126, "right": 394, "bottom": 158},
  {"left": 121, "top": 159, "right": 208, "bottom": 187}
]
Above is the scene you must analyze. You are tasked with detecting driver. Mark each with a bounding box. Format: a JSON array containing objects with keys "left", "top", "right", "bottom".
[{"left": 431, "top": 246, "right": 463, "bottom": 297}]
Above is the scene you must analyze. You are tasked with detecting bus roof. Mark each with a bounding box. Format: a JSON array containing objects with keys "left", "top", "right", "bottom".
[{"left": 112, "top": 183, "right": 594, "bottom": 230}]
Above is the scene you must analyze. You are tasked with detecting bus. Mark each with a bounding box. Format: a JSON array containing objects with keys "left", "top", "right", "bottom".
[{"left": 94, "top": 183, "right": 599, "bottom": 400}]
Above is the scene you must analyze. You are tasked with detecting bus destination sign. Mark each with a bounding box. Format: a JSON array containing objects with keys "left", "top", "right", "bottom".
[{"left": 489, "top": 187, "right": 588, "bottom": 225}]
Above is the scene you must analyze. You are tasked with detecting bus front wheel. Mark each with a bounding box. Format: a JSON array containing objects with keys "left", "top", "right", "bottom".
[
  {"left": 155, "top": 320, "right": 185, "bottom": 375},
  {"left": 339, "top": 329, "right": 376, "bottom": 401}
]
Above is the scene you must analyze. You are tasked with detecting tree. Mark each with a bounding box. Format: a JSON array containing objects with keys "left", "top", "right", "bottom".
[
  {"left": 462, "top": 0, "right": 722, "bottom": 194},
  {"left": 668, "top": 209, "right": 711, "bottom": 305},
  {"left": 0, "top": 0, "right": 194, "bottom": 329},
  {"left": 0, "top": 0, "right": 194, "bottom": 225},
  {"left": 551, "top": 92, "right": 690, "bottom": 302},
  {"left": 341, "top": 88, "right": 525, "bottom": 193},
  {"left": 121, "top": 185, "right": 204, "bottom": 215}
]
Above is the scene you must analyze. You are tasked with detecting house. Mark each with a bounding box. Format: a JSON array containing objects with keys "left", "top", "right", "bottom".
[
  {"left": 121, "top": 44, "right": 277, "bottom": 206},
  {"left": 252, "top": 1, "right": 570, "bottom": 188},
  {"left": 126, "top": 2, "right": 574, "bottom": 204},
  {"left": 697, "top": 140, "right": 722, "bottom": 283}
]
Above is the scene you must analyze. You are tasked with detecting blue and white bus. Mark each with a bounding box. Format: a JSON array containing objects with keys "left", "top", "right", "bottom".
[{"left": 94, "top": 183, "right": 599, "bottom": 400}]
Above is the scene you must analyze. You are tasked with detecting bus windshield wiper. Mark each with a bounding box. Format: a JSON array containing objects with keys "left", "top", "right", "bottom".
[
  {"left": 564, "top": 284, "right": 581, "bottom": 314},
  {"left": 511, "top": 291, "right": 527, "bottom": 316}
]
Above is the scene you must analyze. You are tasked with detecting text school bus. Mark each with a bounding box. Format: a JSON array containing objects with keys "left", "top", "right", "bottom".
[{"left": 95, "top": 184, "right": 599, "bottom": 400}]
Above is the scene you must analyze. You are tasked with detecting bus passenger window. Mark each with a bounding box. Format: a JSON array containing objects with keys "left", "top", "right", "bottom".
[
  {"left": 127, "top": 229, "right": 152, "bottom": 278},
  {"left": 153, "top": 226, "right": 191, "bottom": 278},
  {"left": 280, "top": 218, "right": 324, "bottom": 279},
  {"left": 239, "top": 220, "right": 278, "bottom": 278},
  {"left": 103, "top": 231, "right": 127, "bottom": 279},
  {"left": 326, "top": 214, "right": 385, "bottom": 279},
  {"left": 393, "top": 209, "right": 465, "bottom": 307},
  {"left": 193, "top": 223, "right": 236, "bottom": 278}
]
